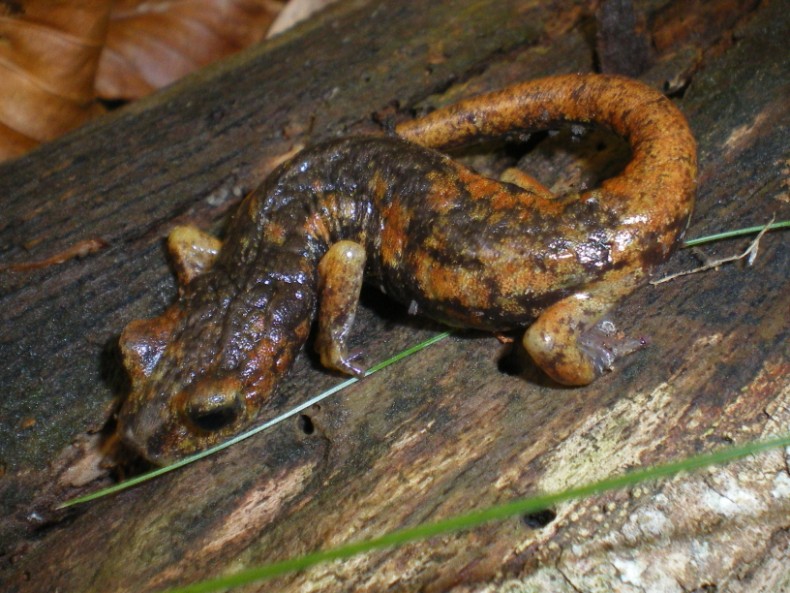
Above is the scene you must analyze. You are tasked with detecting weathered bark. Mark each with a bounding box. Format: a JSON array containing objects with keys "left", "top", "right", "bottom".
[{"left": 1, "top": 1, "right": 788, "bottom": 592}]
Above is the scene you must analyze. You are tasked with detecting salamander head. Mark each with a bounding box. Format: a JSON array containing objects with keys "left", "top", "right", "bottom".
[
  {"left": 116, "top": 283, "right": 312, "bottom": 465},
  {"left": 117, "top": 308, "right": 252, "bottom": 465}
]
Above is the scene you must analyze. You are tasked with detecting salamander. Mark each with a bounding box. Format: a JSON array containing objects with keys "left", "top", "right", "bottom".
[{"left": 118, "top": 74, "right": 697, "bottom": 464}]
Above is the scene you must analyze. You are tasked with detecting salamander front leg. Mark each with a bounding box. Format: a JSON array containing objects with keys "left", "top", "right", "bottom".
[
  {"left": 167, "top": 225, "right": 222, "bottom": 286},
  {"left": 315, "top": 240, "right": 368, "bottom": 377},
  {"left": 523, "top": 273, "right": 646, "bottom": 386}
]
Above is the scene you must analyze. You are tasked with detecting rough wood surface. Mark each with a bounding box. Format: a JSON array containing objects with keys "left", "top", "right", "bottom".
[{"left": 1, "top": 1, "right": 788, "bottom": 592}]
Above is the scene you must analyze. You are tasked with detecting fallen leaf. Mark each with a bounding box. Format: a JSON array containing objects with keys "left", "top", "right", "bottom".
[
  {"left": 95, "top": 0, "right": 286, "bottom": 100},
  {"left": 267, "top": 0, "right": 339, "bottom": 37},
  {"left": 0, "top": 0, "right": 110, "bottom": 161}
]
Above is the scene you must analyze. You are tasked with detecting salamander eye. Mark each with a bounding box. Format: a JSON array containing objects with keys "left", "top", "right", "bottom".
[
  {"left": 183, "top": 378, "right": 245, "bottom": 432},
  {"left": 187, "top": 396, "right": 240, "bottom": 431}
]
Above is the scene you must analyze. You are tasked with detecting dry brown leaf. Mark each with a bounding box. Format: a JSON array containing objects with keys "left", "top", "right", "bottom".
[
  {"left": 0, "top": 0, "right": 351, "bottom": 162},
  {"left": 0, "top": 0, "right": 110, "bottom": 161},
  {"left": 96, "top": 0, "right": 286, "bottom": 100},
  {"left": 267, "top": 0, "right": 339, "bottom": 37}
]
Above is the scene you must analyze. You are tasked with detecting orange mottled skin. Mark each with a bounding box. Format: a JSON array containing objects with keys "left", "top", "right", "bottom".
[{"left": 118, "top": 74, "right": 696, "bottom": 464}]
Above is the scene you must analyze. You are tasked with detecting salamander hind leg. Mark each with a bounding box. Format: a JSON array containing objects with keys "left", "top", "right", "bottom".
[
  {"left": 523, "top": 272, "right": 647, "bottom": 386},
  {"left": 315, "top": 240, "right": 367, "bottom": 377}
]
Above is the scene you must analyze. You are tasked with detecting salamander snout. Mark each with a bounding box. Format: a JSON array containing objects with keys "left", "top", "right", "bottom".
[
  {"left": 183, "top": 376, "right": 246, "bottom": 433},
  {"left": 118, "top": 374, "right": 251, "bottom": 465}
]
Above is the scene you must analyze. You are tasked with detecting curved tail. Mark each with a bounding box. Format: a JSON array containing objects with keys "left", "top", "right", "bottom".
[
  {"left": 397, "top": 73, "right": 697, "bottom": 253},
  {"left": 396, "top": 74, "right": 698, "bottom": 385}
]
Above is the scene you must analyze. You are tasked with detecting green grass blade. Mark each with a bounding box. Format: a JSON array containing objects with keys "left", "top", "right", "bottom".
[
  {"left": 161, "top": 434, "right": 790, "bottom": 593},
  {"left": 59, "top": 221, "right": 788, "bottom": 509},
  {"left": 682, "top": 219, "right": 788, "bottom": 247},
  {"left": 58, "top": 331, "right": 451, "bottom": 508}
]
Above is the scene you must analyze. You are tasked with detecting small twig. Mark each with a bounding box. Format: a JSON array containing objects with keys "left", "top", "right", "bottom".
[
  {"left": 651, "top": 218, "right": 776, "bottom": 285},
  {"left": 0, "top": 238, "right": 108, "bottom": 273}
]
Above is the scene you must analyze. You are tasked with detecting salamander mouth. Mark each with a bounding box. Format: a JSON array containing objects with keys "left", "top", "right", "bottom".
[{"left": 117, "top": 375, "right": 250, "bottom": 465}]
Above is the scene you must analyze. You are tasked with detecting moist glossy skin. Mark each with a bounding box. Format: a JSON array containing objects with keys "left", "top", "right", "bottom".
[{"left": 118, "top": 74, "right": 697, "bottom": 464}]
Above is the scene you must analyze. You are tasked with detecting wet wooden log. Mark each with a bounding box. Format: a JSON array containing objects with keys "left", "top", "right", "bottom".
[{"left": 1, "top": 0, "right": 788, "bottom": 591}]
